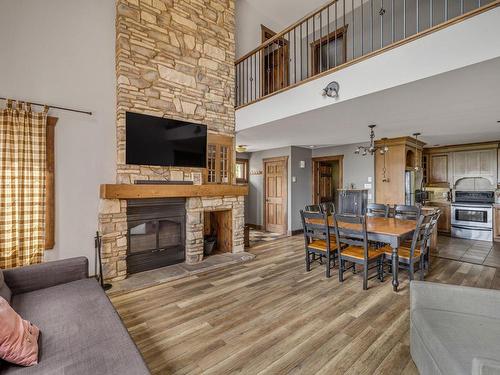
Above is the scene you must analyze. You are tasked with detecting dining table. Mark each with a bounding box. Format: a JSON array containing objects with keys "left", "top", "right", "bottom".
[{"left": 309, "top": 215, "right": 417, "bottom": 292}]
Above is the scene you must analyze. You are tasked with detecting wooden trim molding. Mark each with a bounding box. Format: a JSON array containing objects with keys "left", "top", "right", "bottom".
[
  {"left": 263, "top": 156, "right": 289, "bottom": 235},
  {"left": 310, "top": 26, "right": 348, "bottom": 76},
  {"left": 100, "top": 184, "right": 249, "bottom": 199},
  {"left": 235, "top": 0, "right": 500, "bottom": 110},
  {"left": 312, "top": 155, "right": 344, "bottom": 205},
  {"left": 45, "top": 116, "right": 57, "bottom": 250}
]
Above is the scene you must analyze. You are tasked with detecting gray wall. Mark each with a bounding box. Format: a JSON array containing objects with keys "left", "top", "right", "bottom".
[
  {"left": 247, "top": 147, "right": 292, "bottom": 228},
  {"left": 290, "top": 146, "right": 313, "bottom": 231},
  {"left": 312, "top": 143, "right": 375, "bottom": 201},
  {"left": 0, "top": 0, "right": 116, "bottom": 274}
]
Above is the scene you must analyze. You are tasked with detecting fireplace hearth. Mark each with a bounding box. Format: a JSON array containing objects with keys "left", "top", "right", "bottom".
[{"left": 127, "top": 198, "right": 185, "bottom": 274}]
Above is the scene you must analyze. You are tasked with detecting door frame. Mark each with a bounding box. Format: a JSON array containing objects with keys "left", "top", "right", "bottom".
[
  {"left": 263, "top": 156, "right": 288, "bottom": 235},
  {"left": 312, "top": 155, "right": 344, "bottom": 205},
  {"left": 260, "top": 25, "right": 289, "bottom": 96}
]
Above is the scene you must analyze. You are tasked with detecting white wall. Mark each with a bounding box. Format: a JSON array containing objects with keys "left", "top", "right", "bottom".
[
  {"left": 0, "top": 0, "right": 116, "bottom": 274},
  {"left": 236, "top": 6, "right": 500, "bottom": 131}
]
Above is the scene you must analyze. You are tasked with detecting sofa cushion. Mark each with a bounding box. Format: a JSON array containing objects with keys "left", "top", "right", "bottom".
[
  {"left": 0, "top": 268, "right": 12, "bottom": 304},
  {"left": 412, "top": 308, "right": 500, "bottom": 375},
  {"left": 3, "top": 278, "right": 149, "bottom": 375}
]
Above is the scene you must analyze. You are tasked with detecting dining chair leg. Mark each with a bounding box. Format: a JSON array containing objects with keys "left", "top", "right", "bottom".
[
  {"left": 363, "top": 264, "right": 368, "bottom": 290},
  {"left": 419, "top": 256, "right": 425, "bottom": 280},
  {"left": 339, "top": 259, "right": 344, "bottom": 282},
  {"left": 305, "top": 251, "right": 311, "bottom": 272},
  {"left": 326, "top": 256, "right": 331, "bottom": 278},
  {"left": 408, "top": 262, "right": 414, "bottom": 281}
]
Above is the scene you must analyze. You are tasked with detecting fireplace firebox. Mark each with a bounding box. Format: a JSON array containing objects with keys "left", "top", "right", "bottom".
[{"left": 126, "top": 198, "right": 185, "bottom": 274}]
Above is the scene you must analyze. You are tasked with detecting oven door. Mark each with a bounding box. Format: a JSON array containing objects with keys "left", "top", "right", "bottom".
[{"left": 451, "top": 204, "right": 492, "bottom": 229}]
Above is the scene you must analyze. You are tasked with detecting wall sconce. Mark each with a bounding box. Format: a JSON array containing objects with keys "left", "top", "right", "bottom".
[
  {"left": 322, "top": 81, "right": 339, "bottom": 98},
  {"left": 299, "top": 160, "right": 306, "bottom": 168}
]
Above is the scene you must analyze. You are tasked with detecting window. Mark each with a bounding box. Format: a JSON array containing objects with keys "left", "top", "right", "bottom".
[
  {"left": 206, "top": 134, "right": 233, "bottom": 184},
  {"left": 235, "top": 159, "right": 249, "bottom": 184},
  {"left": 311, "top": 26, "right": 348, "bottom": 76}
]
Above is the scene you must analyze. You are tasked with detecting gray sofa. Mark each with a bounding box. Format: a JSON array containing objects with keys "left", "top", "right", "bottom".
[
  {"left": 410, "top": 280, "right": 500, "bottom": 375},
  {"left": 0, "top": 257, "right": 150, "bottom": 374}
]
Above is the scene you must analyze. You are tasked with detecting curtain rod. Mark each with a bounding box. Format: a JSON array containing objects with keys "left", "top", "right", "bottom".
[{"left": 0, "top": 97, "right": 92, "bottom": 116}]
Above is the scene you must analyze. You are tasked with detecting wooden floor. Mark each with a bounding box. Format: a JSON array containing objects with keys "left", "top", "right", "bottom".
[{"left": 111, "top": 235, "right": 500, "bottom": 375}]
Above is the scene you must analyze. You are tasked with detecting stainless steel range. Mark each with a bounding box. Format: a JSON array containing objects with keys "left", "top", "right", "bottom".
[{"left": 451, "top": 191, "right": 495, "bottom": 242}]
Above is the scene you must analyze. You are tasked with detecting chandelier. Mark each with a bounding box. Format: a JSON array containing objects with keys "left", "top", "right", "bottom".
[{"left": 354, "top": 125, "right": 389, "bottom": 156}]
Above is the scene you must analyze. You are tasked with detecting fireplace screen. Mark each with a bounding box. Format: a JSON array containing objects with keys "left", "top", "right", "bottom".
[{"left": 127, "top": 198, "right": 186, "bottom": 274}]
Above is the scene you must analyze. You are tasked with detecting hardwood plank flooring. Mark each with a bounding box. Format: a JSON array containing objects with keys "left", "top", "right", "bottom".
[{"left": 110, "top": 235, "right": 500, "bottom": 375}]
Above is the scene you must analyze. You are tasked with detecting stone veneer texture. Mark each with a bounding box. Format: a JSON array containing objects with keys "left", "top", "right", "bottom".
[
  {"left": 116, "top": 0, "right": 236, "bottom": 183},
  {"left": 98, "top": 0, "right": 239, "bottom": 281}
]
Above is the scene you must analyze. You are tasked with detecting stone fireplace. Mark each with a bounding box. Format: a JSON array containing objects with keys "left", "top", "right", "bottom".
[{"left": 97, "top": 0, "right": 243, "bottom": 282}]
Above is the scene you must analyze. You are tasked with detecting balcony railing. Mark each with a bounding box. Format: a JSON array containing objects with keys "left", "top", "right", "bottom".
[{"left": 235, "top": 0, "right": 499, "bottom": 108}]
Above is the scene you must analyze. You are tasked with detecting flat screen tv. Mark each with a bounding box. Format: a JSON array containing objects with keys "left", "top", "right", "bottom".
[{"left": 126, "top": 112, "right": 207, "bottom": 168}]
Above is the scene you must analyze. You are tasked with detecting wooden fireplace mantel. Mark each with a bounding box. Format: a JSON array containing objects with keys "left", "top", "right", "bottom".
[{"left": 100, "top": 184, "right": 249, "bottom": 199}]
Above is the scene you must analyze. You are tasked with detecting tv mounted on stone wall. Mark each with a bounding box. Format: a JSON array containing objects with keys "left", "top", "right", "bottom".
[{"left": 126, "top": 111, "right": 207, "bottom": 168}]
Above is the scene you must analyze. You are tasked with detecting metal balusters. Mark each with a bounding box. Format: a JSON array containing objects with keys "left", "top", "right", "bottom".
[
  {"left": 430, "top": 0, "right": 433, "bottom": 27},
  {"left": 461, "top": 0, "right": 464, "bottom": 15},
  {"left": 445, "top": 0, "right": 448, "bottom": 21},
  {"left": 361, "top": 0, "right": 364, "bottom": 55},
  {"left": 403, "top": 0, "right": 406, "bottom": 38},
  {"left": 371, "top": 0, "right": 374, "bottom": 52},
  {"left": 352, "top": 0, "right": 355, "bottom": 60},
  {"left": 327, "top": 5, "right": 330, "bottom": 70},
  {"left": 306, "top": 20, "right": 309, "bottom": 78},
  {"left": 335, "top": 0, "right": 338, "bottom": 66},
  {"left": 416, "top": 0, "right": 419, "bottom": 33},
  {"left": 293, "top": 28, "right": 297, "bottom": 84},
  {"left": 391, "top": 0, "right": 394, "bottom": 43},
  {"left": 380, "top": 0, "right": 383, "bottom": 48}
]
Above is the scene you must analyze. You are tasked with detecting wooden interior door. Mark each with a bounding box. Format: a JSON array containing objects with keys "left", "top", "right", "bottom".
[
  {"left": 264, "top": 157, "right": 288, "bottom": 234},
  {"left": 263, "top": 43, "right": 289, "bottom": 95},
  {"left": 317, "top": 164, "right": 333, "bottom": 203}
]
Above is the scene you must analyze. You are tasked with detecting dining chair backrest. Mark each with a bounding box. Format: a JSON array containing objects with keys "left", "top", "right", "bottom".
[
  {"left": 422, "top": 210, "right": 441, "bottom": 251},
  {"left": 320, "top": 202, "right": 336, "bottom": 215},
  {"left": 366, "top": 203, "right": 389, "bottom": 218},
  {"left": 304, "top": 204, "right": 321, "bottom": 212},
  {"left": 394, "top": 205, "right": 421, "bottom": 220},
  {"left": 407, "top": 214, "right": 432, "bottom": 259},
  {"left": 300, "top": 210, "right": 333, "bottom": 256},
  {"left": 333, "top": 214, "right": 369, "bottom": 259}
]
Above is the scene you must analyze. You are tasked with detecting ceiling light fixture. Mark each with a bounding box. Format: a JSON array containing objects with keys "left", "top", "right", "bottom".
[
  {"left": 412, "top": 132, "right": 421, "bottom": 171},
  {"left": 236, "top": 145, "right": 247, "bottom": 153},
  {"left": 354, "top": 125, "right": 388, "bottom": 156}
]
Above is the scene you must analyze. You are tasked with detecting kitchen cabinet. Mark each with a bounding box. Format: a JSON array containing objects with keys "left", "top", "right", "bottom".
[
  {"left": 453, "top": 149, "right": 497, "bottom": 185},
  {"left": 428, "top": 154, "right": 449, "bottom": 186},
  {"left": 494, "top": 205, "right": 500, "bottom": 243},
  {"left": 426, "top": 202, "right": 451, "bottom": 234}
]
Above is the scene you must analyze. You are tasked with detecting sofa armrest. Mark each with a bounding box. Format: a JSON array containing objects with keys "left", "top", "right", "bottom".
[
  {"left": 410, "top": 280, "right": 500, "bottom": 320},
  {"left": 472, "top": 357, "right": 500, "bottom": 375},
  {"left": 3, "top": 257, "right": 89, "bottom": 295}
]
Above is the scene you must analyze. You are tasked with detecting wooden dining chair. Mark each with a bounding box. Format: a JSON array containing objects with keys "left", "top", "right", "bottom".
[
  {"left": 300, "top": 210, "right": 338, "bottom": 278},
  {"left": 394, "top": 205, "right": 421, "bottom": 220},
  {"left": 304, "top": 204, "right": 321, "bottom": 212},
  {"left": 366, "top": 203, "right": 389, "bottom": 218},
  {"left": 423, "top": 210, "right": 441, "bottom": 272},
  {"left": 333, "top": 214, "right": 386, "bottom": 290},
  {"left": 382, "top": 214, "right": 432, "bottom": 281},
  {"left": 319, "top": 202, "right": 335, "bottom": 215}
]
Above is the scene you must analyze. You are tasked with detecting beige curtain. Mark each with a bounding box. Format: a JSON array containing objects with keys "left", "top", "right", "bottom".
[{"left": 0, "top": 101, "right": 47, "bottom": 268}]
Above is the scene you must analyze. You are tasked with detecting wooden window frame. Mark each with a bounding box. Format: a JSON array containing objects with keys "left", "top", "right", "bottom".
[
  {"left": 311, "top": 25, "right": 348, "bottom": 76},
  {"left": 45, "top": 116, "right": 57, "bottom": 250},
  {"left": 205, "top": 134, "right": 234, "bottom": 185},
  {"left": 235, "top": 158, "right": 249, "bottom": 184}
]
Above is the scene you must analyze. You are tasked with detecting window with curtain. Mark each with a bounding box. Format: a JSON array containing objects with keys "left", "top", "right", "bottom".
[{"left": 0, "top": 101, "right": 49, "bottom": 268}]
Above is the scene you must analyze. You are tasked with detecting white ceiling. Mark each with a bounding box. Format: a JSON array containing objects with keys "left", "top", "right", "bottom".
[{"left": 236, "top": 57, "right": 500, "bottom": 151}]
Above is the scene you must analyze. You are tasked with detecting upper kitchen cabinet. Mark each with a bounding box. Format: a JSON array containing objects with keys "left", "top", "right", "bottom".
[
  {"left": 428, "top": 154, "right": 449, "bottom": 187},
  {"left": 453, "top": 149, "right": 497, "bottom": 185}
]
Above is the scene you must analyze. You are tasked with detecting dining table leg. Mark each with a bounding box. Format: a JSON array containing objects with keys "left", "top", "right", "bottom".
[{"left": 391, "top": 246, "right": 399, "bottom": 292}]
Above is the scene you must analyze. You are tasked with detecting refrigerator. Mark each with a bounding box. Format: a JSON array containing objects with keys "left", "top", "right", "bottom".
[
  {"left": 405, "top": 170, "right": 416, "bottom": 205},
  {"left": 405, "top": 169, "right": 424, "bottom": 205}
]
